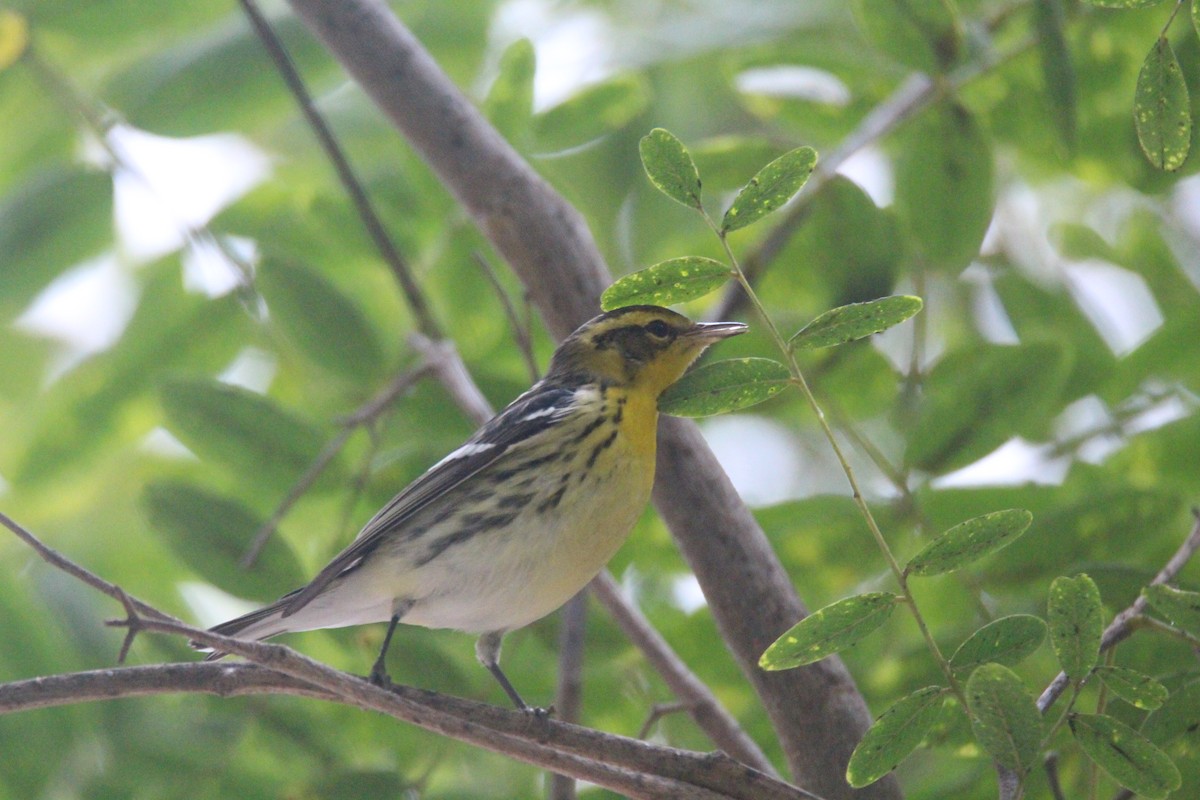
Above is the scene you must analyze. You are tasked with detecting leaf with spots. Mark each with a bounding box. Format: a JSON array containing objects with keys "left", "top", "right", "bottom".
[
  {"left": 789, "top": 295, "right": 922, "bottom": 350},
  {"left": 949, "top": 614, "right": 1047, "bottom": 674},
  {"left": 1134, "top": 37, "right": 1190, "bottom": 172},
  {"left": 1047, "top": 574, "right": 1103, "bottom": 681},
  {"left": 721, "top": 146, "right": 817, "bottom": 232},
  {"left": 906, "top": 509, "right": 1033, "bottom": 577},
  {"left": 1094, "top": 666, "right": 1168, "bottom": 711},
  {"left": 846, "top": 686, "right": 947, "bottom": 788},
  {"left": 658, "top": 357, "right": 790, "bottom": 418},
  {"left": 1070, "top": 713, "right": 1181, "bottom": 800},
  {"left": 601, "top": 257, "right": 732, "bottom": 311},
  {"left": 965, "top": 664, "right": 1043, "bottom": 774},
  {"left": 639, "top": 128, "right": 703, "bottom": 210},
  {"left": 759, "top": 592, "right": 901, "bottom": 671}
]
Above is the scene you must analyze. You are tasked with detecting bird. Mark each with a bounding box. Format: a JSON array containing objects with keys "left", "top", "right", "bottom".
[{"left": 197, "top": 304, "right": 747, "bottom": 709}]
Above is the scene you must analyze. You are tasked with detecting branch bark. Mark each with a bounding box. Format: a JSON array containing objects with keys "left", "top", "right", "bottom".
[{"left": 282, "top": 2, "right": 891, "bottom": 796}]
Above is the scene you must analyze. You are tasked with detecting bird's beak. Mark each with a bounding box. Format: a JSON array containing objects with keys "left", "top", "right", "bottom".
[{"left": 684, "top": 320, "right": 749, "bottom": 342}]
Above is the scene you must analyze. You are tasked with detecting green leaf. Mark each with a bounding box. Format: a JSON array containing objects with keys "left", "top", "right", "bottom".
[
  {"left": 905, "top": 342, "right": 1071, "bottom": 473},
  {"left": 759, "top": 593, "right": 901, "bottom": 670},
  {"left": 0, "top": 167, "right": 113, "bottom": 319},
  {"left": 600, "top": 257, "right": 732, "bottom": 311},
  {"left": 142, "top": 481, "right": 304, "bottom": 601},
  {"left": 639, "top": 128, "right": 703, "bottom": 210},
  {"left": 1047, "top": 574, "right": 1104, "bottom": 681},
  {"left": 1032, "top": 0, "right": 1075, "bottom": 150},
  {"left": 484, "top": 38, "right": 535, "bottom": 147},
  {"left": 533, "top": 74, "right": 649, "bottom": 152},
  {"left": 1070, "top": 713, "right": 1181, "bottom": 800},
  {"left": 1145, "top": 680, "right": 1200, "bottom": 746},
  {"left": 965, "top": 664, "right": 1043, "bottom": 774},
  {"left": 159, "top": 379, "right": 327, "bottom": 492},
  {"left": 846, "top": 686, "right": 946, "bottom": 788},
  {"left": 720, "top": 146, "right": 817, "bottom": 233},
  {"left": 1143, "top": 584, "right": 1200, "bottom": 635},
  {"left": 1094, "top": 666, "right": 1168, "bottom": 711},
  {"left": 850, "top": 0, "right": 962, "bottom": 73},
  {"left": 949, "top": 615, "right": 1047, "bottom": 674},
  {"left": 1134, "top": 37, "right": 1190, "bottom": 172},
  {"left": 894, "top": 101, "right": 993, "bottom": 273},
  {"left": 906, "top": 509, "right": 1033, "bottom": 577},
  {"left": 257, "top": 259, "right": 384, "bottom": 381},
  {"left": 789, "top": 295, "right": 922, "bottom": 350},
  {"left": 658, "top": 357, "right": 790, "bottom": 418}
]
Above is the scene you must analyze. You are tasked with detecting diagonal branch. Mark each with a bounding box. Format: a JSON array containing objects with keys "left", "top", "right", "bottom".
[{"left": 281, "top": 3, "right": 889, "bottom": 795}]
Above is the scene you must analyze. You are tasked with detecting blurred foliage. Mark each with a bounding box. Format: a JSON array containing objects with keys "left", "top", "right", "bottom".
[{"left": 2, "top": 0, "right": 1200, "bottom": 798}]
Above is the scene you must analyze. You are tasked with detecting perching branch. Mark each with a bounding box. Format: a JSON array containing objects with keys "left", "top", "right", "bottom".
[{"left": 0, "top": 514, "right": 813, "bottom": 800}]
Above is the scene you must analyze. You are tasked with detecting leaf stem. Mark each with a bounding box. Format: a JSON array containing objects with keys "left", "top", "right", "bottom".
[{"left": 701, "top": 213, "right": 966, "bottom": 706}]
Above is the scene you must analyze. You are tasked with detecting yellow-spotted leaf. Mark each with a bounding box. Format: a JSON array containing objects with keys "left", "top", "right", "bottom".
[
  {"left": 965, "top": 664, "right": 1043, "bottom": 774},
  {"left": 1134, "top": 37, "right": 1190, "bottom": 172},
  {"left": 1094, "top": 666, "right": 1168, "bottom": 711},
  {"left": 906, "top": 509, "right": 1033, "bottom": 577},
  {"left": 640, "top": 128, "right": 703, "bottom": 210},
  {"left": 1048, "top": 574, "right": 1103, "bottom": 681},
  {"left": 760, "top": 593, "right": 901, "bottom": 670},
  {"left": 847, "top": 686, "right": 947, "bottom": 788},
  {"left": 659, "top": 357, "right": 790, "bottom": 417},
  {"left": 1070, "top": 713, "right": 1181, "bottom": 800},
  {"left": 789, "top": 295, "right": 922, "bottom": 350},
  {"left": 949, "top": 614, "right": 1047, "bottom": 674},
  {"left": 720, "top": 146, "right": 817, "bottom": 233},
  {"left": 601, "top": 257, "right": 732, "bottom": 311},
  {"left": 1143, "top": 584, "right": 1200, "bottom": 635}
]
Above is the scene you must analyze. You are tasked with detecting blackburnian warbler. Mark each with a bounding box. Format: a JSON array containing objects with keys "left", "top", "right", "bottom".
[{"left": 199, "top": 305, "right": 746, "bottom": 709}]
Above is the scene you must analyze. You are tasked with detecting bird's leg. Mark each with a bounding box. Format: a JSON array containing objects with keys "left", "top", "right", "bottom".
[
  {"left": 369, "top": 613, "right": 402, "bottom": 687},
  {"left": 476, "top": 630, "right": 548, "bottom": 714}
]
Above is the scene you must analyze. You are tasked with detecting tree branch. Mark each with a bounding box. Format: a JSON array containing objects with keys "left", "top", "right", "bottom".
[
  {"left": 282, "top": 3, "right": 888, "bottom": 794},
  {"left": 1037, "top": 510, "right": 1200, "bottom": 713}
]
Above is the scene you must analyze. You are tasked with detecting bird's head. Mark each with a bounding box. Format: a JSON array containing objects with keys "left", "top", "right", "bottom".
[{"left": 546, "top": 305, "right": 747, "bottom": 396}]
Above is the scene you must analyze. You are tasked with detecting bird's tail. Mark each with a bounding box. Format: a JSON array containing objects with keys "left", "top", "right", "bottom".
[{"left": 191, "top": 591, "right": 301, "bottom": 660}]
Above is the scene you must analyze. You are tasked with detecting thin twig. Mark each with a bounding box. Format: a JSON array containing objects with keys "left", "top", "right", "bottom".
[
  {"left": 638, "top": 701, "right": 689, "bottom": 740},
  {"left": 473, "top": 251, "right": 540, "bottom": 382},
  {"left": 1037, "top": 511, "right": 1200, "bottom": 714},
  {"left": 708, "top": 32, "right": 1037, "bottom": 324},
  {"left": 241, "top": 361, "right": 433, "bottom": 566},
  {"left": 0, "top": 511, "right": 176, "bottom": 625},
  {"left": 409, "top": 333, "right": 495, "bottom": 424},
  {"left": 550, "top": 591, "right": 589, "bottom": 800},
  {"left": 238, "top": 0, "right": 442, "bottom": 338},
  {"left": 591, "top": 572, "right": 777, "bottom": 777}
]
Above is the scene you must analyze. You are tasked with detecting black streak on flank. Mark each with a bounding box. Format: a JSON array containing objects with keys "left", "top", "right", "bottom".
[
  {"left": 537, "top": 485, "right": 568, "bottom": 514},
  {"left": 497, "top": 493, "right": 534, "bottom": 511},
  {"left": 416, "top": 512, "right": 520, "bottom": 566}
]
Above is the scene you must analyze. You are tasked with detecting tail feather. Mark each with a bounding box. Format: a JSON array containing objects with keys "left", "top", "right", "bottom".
[{"left": 192, "top": 591, "right": 300, "bottom": 659}]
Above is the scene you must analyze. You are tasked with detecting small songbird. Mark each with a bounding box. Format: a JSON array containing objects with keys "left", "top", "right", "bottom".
[{"left": 198, "top": 305, "right": 746, "bottom": 709}]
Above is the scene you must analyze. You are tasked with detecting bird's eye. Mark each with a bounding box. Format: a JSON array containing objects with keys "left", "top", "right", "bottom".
[{"left": 644, "top": 320, "right": 672, "bottom": 339}]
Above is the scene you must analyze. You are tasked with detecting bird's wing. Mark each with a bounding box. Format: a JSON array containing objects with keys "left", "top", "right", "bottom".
[{"left": 281, "top": 382, "right": 581, "bottom": 616}]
